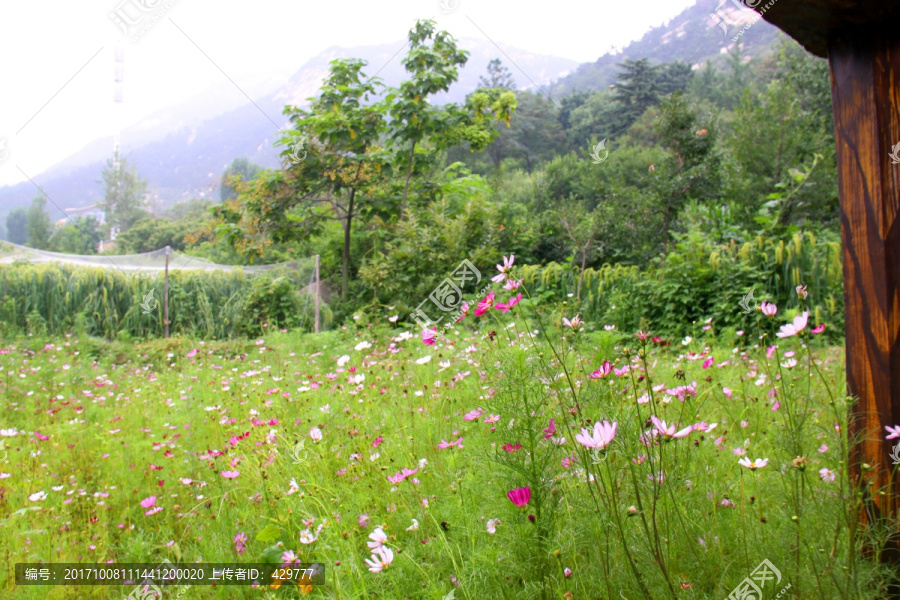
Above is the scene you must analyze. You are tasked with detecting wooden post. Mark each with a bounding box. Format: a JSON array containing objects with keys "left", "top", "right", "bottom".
[
  {"left": 163, "top": 245, "right": 170, "bottom": 339},
  {"left": 828, "top": 32, "right": 900, "bottom": 560},
  {"left": 314, "top": 254, "right": 320, "bottom": 334}
]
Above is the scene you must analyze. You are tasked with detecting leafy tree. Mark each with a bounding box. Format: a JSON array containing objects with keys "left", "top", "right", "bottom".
[
  {"left": 486, "top": 90, "right": 565, "bottom": 169},
  {"left": 271, "top": 57, "right": 388, "bottom": 299},
  {"left": 652, "top": 92, "right": 720, "bottom": 246},
  {"left": 388, "top": 20, "right": 516, "bottom": 214},
  {"left": 25, "top": 196, "right": 53, "bottom": 249},
  {"left": 5, "top": 208, "right": 28, "bottom": 244},
  {"left": 221, "top": 157, "right": 262, "bottom": 202},
  {"left": 101, "top": 151, "right": 149, "bottom": 235},
  {"left": 49, "top": 216, "right": 101, "bottom": 254},
  {"left": 116, "top": 217, "right": 190, "bottom": 253}
]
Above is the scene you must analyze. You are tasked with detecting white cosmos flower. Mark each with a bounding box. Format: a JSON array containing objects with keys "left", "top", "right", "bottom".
[
  {"left": 486, "top": 518, "right": 501, "bottom": 534},
  {"left": 354, "top": 341, "right": 372, "bottom": 351},
  {"left": 29, "top": 491, "right": 47, "bottom": 502},
  {"left": 337, "top": 355, "right": 351, "bottom": 367},
  {"left": 415, "top": 355, "right": 432, "bottom": 365}
]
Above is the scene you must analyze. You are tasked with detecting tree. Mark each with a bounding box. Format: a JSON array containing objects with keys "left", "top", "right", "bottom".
[
  {"left": 49, "top": 216, "right": 101, "bottom": 254},
  {"left": 652, "top": 92, "right": 720, "bottom": 246},
  {"left": 274, "top": 57, "right": 388, "bottom": 299},
  {"left": 611, "top": 58, "right": 661, "bottom": 134},
  {"left": 389, "top": 20, "right": 471, "bottom": 215},
  {"left": 221, "top": 157, "right": 262, "bottom": 202},
  {"left": 101, "top": 151, "right": 148, "bottom": 235},
  {"left": 5, "top": 208, "right": 28, "bottom": 244},
  {"left": 26, "top": 196, "right": 53, "bottom": 249},
  {"left": 478, "top": 58, "right": 516, "bottom": 91}
]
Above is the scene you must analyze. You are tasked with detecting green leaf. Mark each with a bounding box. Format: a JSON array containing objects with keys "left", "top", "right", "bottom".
[{"left": 256, "top": 523, "right": 281, "bottom": 542}]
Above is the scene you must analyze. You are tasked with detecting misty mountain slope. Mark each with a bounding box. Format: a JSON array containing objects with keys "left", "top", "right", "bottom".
[
  {"left": 550, "top": 0, "right": 780, "bottom": 95},
  {"left": 0, "top": 39, "right": 575, "bottom": 224}
]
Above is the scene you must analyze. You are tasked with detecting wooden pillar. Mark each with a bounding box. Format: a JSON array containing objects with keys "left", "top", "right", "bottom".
[{"left": 828, "top": 32, "right": 900, "bottom": 557}]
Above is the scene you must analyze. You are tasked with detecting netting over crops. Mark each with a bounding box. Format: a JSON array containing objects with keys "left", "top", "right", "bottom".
[{"left": 0, "top": 242, "right": 302, "bottom": 274}]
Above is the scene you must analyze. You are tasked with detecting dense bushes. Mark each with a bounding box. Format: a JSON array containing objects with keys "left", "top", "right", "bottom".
[{"left": 518, "top": 229, "right": 843, "bottom": 339}]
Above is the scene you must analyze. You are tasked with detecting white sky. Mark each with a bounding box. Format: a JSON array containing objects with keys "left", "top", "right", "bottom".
[{"left": 0, "top": 0, "right": 695, "bottom": 189}]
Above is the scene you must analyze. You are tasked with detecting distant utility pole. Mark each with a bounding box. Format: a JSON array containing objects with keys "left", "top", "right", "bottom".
[{"left": 314, "top": 254, "right": 320, "bottom": 334}]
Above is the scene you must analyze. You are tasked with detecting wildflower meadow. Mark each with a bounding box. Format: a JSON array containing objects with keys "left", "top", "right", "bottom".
[{"left": 2, "top": 256, "right": 898, "bottom": 599}]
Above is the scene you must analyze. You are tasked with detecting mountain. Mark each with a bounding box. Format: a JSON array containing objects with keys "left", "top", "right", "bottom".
[
  {"left": 549, "top": 0, "right": 781, "bottom": 96},
  {"left": 0, "top": 40, "right": 577, "bottom": 228}
]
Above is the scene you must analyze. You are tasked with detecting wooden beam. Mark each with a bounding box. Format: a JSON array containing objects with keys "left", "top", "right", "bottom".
[{"left": 828, "top": 32, "right": 900, "bottom": 558}]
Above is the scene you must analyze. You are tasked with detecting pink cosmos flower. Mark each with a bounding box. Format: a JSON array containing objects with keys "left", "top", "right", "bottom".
[
  {"left": 542, "top": 418, "right": 557, "bottom": 440},
  {"left": 365, "top": 546, "right": 394, "bottom": 573},
  {"left": 484, "top": 414, "right": 500, "bottom": 424},
  {"left": 492, "top": 255, "right": 515, "bottom": 283},
  {"left": 422, "top": 327, "right": 437, "bottom": 346},
  {"left": 503, "top": 279, "right": 521, "bottom": 291},
  {"left": 819, "top": 468, "right": 836, "bottom": 482},
  {"left": 650, "top": 416, "right": 694, "bottom": 439},
  {"left": 233, "top": 532, "right": 247, "bottom": 554},
  {"left": 760, "top": 302, "right": 778, "bottom": 317},
  {"left": 776, "top": 311, "right": 809, "bottom": 338},
  {"left": 187, "top": 348, "right": 198, "bottom": 358},
  {"left": 575, "top": 420, "right": 617, "bottom": 449},
  {"left": 454, "top": 302, "right": 470, "bottom": 323},
  {"left": 812, "top": 324, "right": 825, "bottom": 334},
  {"left": 507, "top": 486, "right": 531, "bottom": 507},
  {"left": 589, "top": 360, "right": 613, "bottom": 379},
  {"left": 722, "top": 387, "right": 732, "bottom": 398},
  {"left": 367, "top": 527, "right": 388, "bottom": 550},
  {"left": 886, "top": 425, "right": 900, "bottom": 440},
  {"left": 358, "top": 513, "right": 370, "bottom": 528},
  {"left": 463, "top": 408, "right": 484, "bottom": 421},
  {"left": 221, "top": 471, "right": 240, "bottom": 479},
  {"left": 372, "top": 435, "right": 383, "bottom": 448},
  {"left": 702, "top": 357, "right": 714, "bottom": 369},
  {"left": 562, "top": 315, "right": 583, "bottom": 331},
  {"left": 475, "top": 292, "right": 495, "bottom": 316},
  {"left": 502, "top": 443, "right": 522, "bottom": 453},
  {"left": 140, "top": 496, "right": 156, "bottom": 509},
  {"left": 437, "top": 437, "right": 463, "bottom": 449}
]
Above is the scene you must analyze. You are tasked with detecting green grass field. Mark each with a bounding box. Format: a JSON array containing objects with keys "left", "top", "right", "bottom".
[{"left": 0, "top": 302, "right": 896, "bottom": 599}]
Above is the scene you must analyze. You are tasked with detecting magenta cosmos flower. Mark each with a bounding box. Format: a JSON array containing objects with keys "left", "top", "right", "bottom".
[
  {"left": 495, "top": 293, "right": 522, "bottom": 314},
  {"left": 575, "top": 420, "right": 617, "bottom": 450},
  {"left": 507, "top": 486, "right": 531, "bottom": 507},
  {"left": 474, "top": 292, "right": 495, "bottom": 316},
  {"left": 422, "top": 327, "right": 437, "bottom": 346}
]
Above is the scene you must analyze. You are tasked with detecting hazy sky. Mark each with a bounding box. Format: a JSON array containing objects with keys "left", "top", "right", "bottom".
[{"left": 0, "top": 0, "right": 695, "bottom": 189}]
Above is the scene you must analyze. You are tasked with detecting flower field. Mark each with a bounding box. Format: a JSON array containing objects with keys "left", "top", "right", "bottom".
[{"left": 0, "top": 276, "right": 897, "bottom": 599}]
